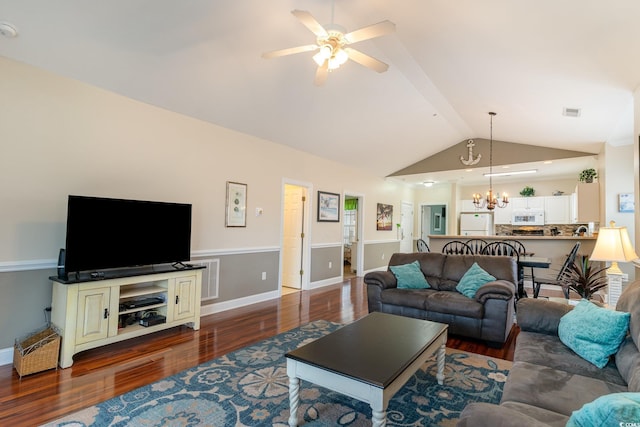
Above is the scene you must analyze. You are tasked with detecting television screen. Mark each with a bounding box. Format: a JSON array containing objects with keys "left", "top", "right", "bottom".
[{"left": 64, "top": 195, "right": 192, "bottom": 273}]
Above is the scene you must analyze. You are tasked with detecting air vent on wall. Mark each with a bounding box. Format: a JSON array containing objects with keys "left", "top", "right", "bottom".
[{"left": 563, "top": 107, "right": 581, "bottom": 118}]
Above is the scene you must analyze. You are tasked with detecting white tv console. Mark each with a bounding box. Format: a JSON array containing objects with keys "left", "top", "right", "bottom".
[{"left": 50, "top": 266, "right": 203, "bottom": 368}]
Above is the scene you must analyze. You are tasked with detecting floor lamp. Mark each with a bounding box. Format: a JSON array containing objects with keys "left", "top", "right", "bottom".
[{"left": 590, "top": 221, "right": 639, "bottom": 306}]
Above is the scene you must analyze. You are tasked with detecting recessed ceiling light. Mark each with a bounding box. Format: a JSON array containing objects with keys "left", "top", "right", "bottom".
[
  {"left": 563, "top": 107, "right": 581, "bottom": 118},
  {"left": 422, "top": 181, "right": 435, "bottom": 187},
  {"left": 465, "top": 169, "right": 473, "bottom": 172},
  {"left": 544, "top": 160, "right": 553, "bottom": 164},
  {"left": 484, "top": 169, "right": 537, "bottom": 177}
]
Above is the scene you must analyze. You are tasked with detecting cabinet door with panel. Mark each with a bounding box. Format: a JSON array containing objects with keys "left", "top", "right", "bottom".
[
  {"left": 171, "top": 275, "right": 198, "bottom": 321},
  {"left": 544, "top": 195, "right": 571, "bottom": 224},
  {"left": 493, "top": 202, "right": 513, "bottom": 224},
  {"left": 76, "top": 287, "right": 112, "bottom": 345},
  {"left": 511, "top": 196, "right": 545, "bottom": 210}
]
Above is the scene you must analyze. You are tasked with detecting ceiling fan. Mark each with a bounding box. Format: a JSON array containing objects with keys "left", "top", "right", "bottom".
[{"left": 262, "top": 6, "right": 395, "bottom": 86}]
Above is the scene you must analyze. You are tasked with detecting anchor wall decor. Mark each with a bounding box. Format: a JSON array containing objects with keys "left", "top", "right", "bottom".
[{"left": 460, "top": 139, "right": 481, "bottom": 166}]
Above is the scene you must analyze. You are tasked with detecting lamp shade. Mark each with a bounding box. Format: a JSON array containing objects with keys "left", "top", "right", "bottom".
[{"left": 590, "top": 221, "right": 638, "bottom": 263}]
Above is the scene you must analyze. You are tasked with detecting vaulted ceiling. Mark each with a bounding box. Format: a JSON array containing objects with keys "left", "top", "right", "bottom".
[{"left": 0, "top": 0, "right": 636, "bottom": 184}]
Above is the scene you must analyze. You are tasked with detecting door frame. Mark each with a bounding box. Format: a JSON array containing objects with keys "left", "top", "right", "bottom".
[
  {"left": 344, "top": 191, "right": 364, "bottom": 277},
  {"left": 419, "top": 202, "right": 449, "bottom": 242},
  {"left": 280, "top": 178, "right": 313, "bottom": 291}
]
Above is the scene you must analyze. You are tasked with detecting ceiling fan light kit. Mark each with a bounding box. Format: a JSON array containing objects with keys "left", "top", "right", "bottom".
[{"left": 262, "top": 6, "right": 395, "bottom": 85}]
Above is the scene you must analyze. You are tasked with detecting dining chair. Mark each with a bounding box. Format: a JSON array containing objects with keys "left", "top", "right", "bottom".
[
  {"left": 532, "top": 242, "right": 581, "bottom": 298},
  {"left": 465, "top": 238, "right": 488, "bottom": 254},
  {"left": 506, "top": 239, "right": 535, "bottom": 289},
  {"left": 481, "top": 242, "right": 522, "bottom": 295},
  {"left": 416, "top": 238, "right": 430, "bottom": 253},
  {"left": 481, "top": 241, "right": 520, "bottom": 260},
  {"left": 442, "top": 240, "right": 473, "bottom": 255}
]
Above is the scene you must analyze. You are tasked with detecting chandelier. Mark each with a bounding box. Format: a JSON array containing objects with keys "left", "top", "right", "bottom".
[{"left": 473, "top": 112, "right": 509, "bottom": 210}]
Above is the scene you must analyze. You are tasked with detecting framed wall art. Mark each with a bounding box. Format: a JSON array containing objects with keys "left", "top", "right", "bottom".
[
  {"left": 317, "top": 191, "right": 340, "bottom": 222},
  {"left": 225, "top": 181, "right": 247, "bottom": 227},
  {"left": 619, "top": 193, "right": 634, "bottom": 213},
  {"left": 376, "top": 203, "right": 393, "bottom": 230}
]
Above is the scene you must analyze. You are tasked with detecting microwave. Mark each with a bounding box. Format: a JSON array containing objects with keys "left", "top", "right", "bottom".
[{"left": 512, "top": 210, "right": 545, "bottom": 225}]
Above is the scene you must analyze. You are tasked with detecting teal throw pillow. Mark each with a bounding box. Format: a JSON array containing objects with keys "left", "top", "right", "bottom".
[
  {"left": 456, "top": 262, "right": 496, "bottom": 298},
  {"left": 558, "top": 300, "right": 630, "bottom": 368},
  {"left": 566, "top": 392, "right": 640, "bottom": 427},
  {"left": 389, "top": 261, "right": 430, "bottom": 289}
]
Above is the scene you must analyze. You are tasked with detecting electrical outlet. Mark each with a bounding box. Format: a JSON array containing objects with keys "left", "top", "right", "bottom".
[
  {"left": 381, "top": 253, "right": 385, "bottom": 259},
  {"left": 261, "top": 272, "right": 266, "bottom": 280},
  {"left": 329, "top": 261, "right": 332, "bottom": 269},
  {"left": 622, "top": 273, "right": 629, "bottom": 282}
]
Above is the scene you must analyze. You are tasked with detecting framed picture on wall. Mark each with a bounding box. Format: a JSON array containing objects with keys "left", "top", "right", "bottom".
[
  {"left": 225, "top": 181, "right": 247, "bottom": 227},
  {"left": 376, "top": 203, "right": 393, "bottom": 230},
  {"left": 317, "top": 191, "right": 340, "bottom": 222},
  {"left": 619, "top": 193, "right": 634, "bottom": 213}
]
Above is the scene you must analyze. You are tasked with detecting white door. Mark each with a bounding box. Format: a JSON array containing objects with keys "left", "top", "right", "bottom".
[
  {"left": 283, "top": 184, "right": 306, "bottom": 289},
  {"left": 400, "top": 202, "right": 414, "bottom": 253}
]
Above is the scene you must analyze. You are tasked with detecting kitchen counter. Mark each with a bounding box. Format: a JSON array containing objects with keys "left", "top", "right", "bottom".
[{"left": 428, "top": 235, "right": 597, "bottom": 240}]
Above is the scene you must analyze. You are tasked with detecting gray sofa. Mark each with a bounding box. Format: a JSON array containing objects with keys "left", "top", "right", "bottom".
[
  {"left": 457, "top": 279, "right": 640, "bottom": 426},
  {"left": 364, "top": 252, "right": 518, "bottom": 345}
]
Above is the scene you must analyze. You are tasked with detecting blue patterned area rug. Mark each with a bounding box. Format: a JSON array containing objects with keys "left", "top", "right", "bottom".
[{"left": 43, "top": 320, "right": 511, "bottom": 427}]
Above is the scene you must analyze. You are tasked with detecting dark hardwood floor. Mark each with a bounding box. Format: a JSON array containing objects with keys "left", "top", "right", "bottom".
[{"left": 0, "top": 277, "right": 520, "bottom": 426}]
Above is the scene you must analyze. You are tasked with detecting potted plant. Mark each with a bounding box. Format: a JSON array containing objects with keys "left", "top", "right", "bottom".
[
  {"left": 579, "top": 168, "right": 597, "bottom": 183},
  {"left": 560, "top": 255, "right": 609, "bottom": 301},
  {"left": 519, "top": 186, "right": 535, "bottom": 197}
]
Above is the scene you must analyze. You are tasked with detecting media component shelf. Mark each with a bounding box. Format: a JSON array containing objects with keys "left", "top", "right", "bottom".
[{"left": 50, "top": 267, "right": 203, "bottom": 368}]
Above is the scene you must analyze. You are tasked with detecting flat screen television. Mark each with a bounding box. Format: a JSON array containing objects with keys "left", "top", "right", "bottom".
[{"left": 64, "top": 195, "right": 192, "bottom": 274}]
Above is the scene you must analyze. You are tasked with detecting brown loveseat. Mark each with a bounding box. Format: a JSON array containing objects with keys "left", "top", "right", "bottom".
[{"left": 364, "top": 252, "right": 518, "bottom": 345}]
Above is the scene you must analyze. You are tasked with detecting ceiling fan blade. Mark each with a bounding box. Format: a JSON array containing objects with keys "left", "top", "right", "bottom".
[
  {"left": 344, "top": 20, "right": 395, "bottom": 44},
  {"left": 262, "top": 44, "right": 319, "bottom": 59},
  {"left": 314, "top": 61, "right": 329, "bottom": 86},
  {"left": 291, "top": 10, "right": 328, "bottom": 38},
  {"left": 344, "top": 47, "right": 389, "bottom": 73}
]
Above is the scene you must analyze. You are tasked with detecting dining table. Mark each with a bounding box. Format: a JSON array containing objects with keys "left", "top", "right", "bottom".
[{"left": 517, "top": 256, "right": 552, "bottom": 298}]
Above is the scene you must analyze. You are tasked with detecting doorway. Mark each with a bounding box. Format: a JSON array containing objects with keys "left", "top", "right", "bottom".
[
  {"left": 421, "top": 204, "right": 447, "bottom": 245},
  {"left": 343, "top": 193, "right": 363, "bottom": 278},
  {"left": 282, "top": 183, "right": 310, "bottom": 292}
]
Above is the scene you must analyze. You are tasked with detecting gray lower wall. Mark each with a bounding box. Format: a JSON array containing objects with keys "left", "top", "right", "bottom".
[
  {"left": 193, "top": 251, "right": 280, "bottom": 306},
  {"left": 364, "top": 241, "right": 401, "bottom": 271},
  {"left": 0, "top": 250, "right": 280, "bottom": 349},
  {"left": 310, "top": 246, "right": 342, "bottom": 282},
  {"left": 0, "top": 269, "right": 56, "bottom": 348}
]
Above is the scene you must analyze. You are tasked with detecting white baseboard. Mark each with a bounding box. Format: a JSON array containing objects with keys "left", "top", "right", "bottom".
[
  {"left": 200, "top": 290, "right": 280, "bottom": 317},
  {"left": 308, "top": 276, "right": 343, "bottom": 290},
  {"left": 0, "top": 347, "right": 13, "bottom": 367}
]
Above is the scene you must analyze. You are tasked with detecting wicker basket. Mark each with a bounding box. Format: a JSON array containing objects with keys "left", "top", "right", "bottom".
[{"left": 13, "top": 325, "right": 60, "bottom": 377}]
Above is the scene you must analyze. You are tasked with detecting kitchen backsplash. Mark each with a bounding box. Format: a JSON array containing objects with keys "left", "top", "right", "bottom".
[{"left": 495, "top": 223, "right": 597, "bottom": 237}]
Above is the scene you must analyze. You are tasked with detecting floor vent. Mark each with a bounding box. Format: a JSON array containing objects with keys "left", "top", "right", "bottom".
[{"left": 190, "top": 258, "right": 220, "bottom": 301}]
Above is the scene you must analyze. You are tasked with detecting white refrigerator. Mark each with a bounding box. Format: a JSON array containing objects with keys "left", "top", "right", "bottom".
[{"left": 460, "top": 213, "right": 494, "bottom": 236}]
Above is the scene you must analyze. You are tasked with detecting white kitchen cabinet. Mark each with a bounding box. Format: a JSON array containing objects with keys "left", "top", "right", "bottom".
[
  {"left": 544, "top": 195, "right": 571, "bottom": 224},
  {"left": 510, "top": 196, "right": 545, "bottom": 210},
  {"left": 493, "top": 202, "right": 513, "bottom": 224},
  {"left": 51, "top": 268, "right": 203, "bottom": 368},
  {"left": 461, "top": 199, "right": 490, "bottom": 212}
]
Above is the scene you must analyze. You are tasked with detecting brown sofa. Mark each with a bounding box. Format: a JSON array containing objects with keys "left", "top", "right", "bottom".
[{"left": 364, "top": 252, "right": 518, "bottom": 345}]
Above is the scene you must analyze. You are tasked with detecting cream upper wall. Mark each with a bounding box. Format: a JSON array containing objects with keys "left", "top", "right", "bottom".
[{"left": 0, "top": 57, "right": 409, "bottom": 262}]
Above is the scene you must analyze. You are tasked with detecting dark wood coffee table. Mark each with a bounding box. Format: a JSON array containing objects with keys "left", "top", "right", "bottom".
[{"left": 285, "top": 312, "right": 448, "bottom": 427}]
